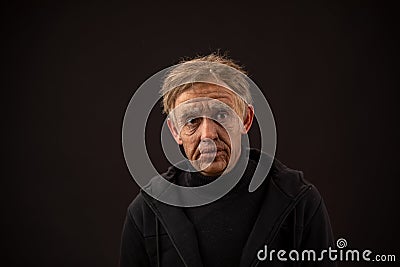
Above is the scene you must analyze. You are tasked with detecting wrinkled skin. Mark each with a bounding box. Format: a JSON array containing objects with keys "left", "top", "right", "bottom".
[{"left": 167, "top": 83, "right": 254, "bottom": 176}]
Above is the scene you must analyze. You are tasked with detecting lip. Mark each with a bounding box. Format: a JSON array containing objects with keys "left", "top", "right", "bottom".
[
  {"left": 200, "top": 150, "right": 225, "bottom": 157},
  {"left": 199, "top": 148, "right": 223, "bottom": 154},
  {"left": 200, "top": 150, "right": 217, "bottom": 154},
  {"left": 195, "top": 144, "right": 226, "bottom": 160}
]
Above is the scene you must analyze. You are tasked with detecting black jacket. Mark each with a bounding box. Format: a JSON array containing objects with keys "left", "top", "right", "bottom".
[{"left": 120, "top": 149, "right": 336, "bottom": 267}]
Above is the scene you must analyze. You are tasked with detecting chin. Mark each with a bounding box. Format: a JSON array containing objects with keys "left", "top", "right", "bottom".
[{"left": 201, "top": 162, "right": 227, "bottom": 176}]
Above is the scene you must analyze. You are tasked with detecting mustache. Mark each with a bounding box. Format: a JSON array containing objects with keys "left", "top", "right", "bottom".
[{"left": 195, "top": 140, "right": 229, "bottom": 158}]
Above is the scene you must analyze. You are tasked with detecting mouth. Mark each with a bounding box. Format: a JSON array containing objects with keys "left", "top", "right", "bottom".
[
  {"left": 200, "top": 148, "right": 218, "bottom": 154},
  {"left": 198, "top": 148, "right": 225, "bottom": 159},
  {"left": 194, "top": 142, "right": 228, "bottom": 160}
]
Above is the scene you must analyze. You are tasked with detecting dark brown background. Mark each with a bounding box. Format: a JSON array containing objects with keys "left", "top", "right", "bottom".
[{"left": 1, "top": 1, "right": 399, "bottom": 266}]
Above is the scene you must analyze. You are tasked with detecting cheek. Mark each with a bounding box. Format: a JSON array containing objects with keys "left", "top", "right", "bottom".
[
  {"left": 216, "top": 125, "right": 235, "bottom": 144},
  {"left": 180, "top": 135, "right": 199, "bottom": 156},
  {"left": 224, "top": 118, "right": 243, "bottom": 132},
  {"left": 219, "top": 128, "right": 243, "bottom": 152}
]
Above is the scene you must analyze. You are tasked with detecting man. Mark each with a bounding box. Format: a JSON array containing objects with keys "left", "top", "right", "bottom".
[{"left": 120, "top": 54, "right": 336, "bottom": 266}]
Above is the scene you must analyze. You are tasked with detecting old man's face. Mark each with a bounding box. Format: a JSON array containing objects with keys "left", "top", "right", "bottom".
[{"left": 167, "top": 83, "right": 254, "bottom": 177}]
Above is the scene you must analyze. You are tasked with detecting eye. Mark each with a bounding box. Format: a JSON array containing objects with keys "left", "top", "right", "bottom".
[
  {"left": 215, "top": 111, "right": 228, "bottom": 121},
  {"left": 186, "top": 117, "right": 201, "bottom": 126}
]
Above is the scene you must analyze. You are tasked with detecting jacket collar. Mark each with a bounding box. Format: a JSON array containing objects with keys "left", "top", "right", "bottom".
[{"left": 142, "top": 191, "right": 204, "bottom": 267}]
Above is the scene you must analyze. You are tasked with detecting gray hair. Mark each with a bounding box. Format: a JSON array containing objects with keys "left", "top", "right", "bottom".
[{"left": 160, "top": 54, "right": 253, "bottom": 117}]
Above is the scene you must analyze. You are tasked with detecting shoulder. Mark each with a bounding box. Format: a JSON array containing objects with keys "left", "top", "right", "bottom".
[
  {"left": 250, "top": 148, "right": 322, "bottom": 208},
  {"left": 273, "top": 158, "right": 321, "bottom": 203},
  {"left": 126, "top": 192, "right": 155, "bottom": 234},
  {"left": 252, "top": 149, "right": 329, "bottom": 232},
  {"left": 126, "top": 162, "right": 182, "bottom": 229}
]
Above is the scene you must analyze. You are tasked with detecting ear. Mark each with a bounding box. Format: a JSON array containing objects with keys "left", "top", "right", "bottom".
[
  {"left": 241, "top": 105, "right": 254, "bottom": 134},
  {"left": 167, "top": 118, "right": 183, "bottom": 145}
]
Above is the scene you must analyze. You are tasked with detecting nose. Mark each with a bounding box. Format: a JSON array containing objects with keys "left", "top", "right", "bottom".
[{"left": 199, "top": 117, "right": 218, "bottom": 141}]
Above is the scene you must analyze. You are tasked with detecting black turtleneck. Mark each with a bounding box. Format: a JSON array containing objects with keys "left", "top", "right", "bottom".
[{"left": 177, "top": 150, "right": 267, "bottom": 267}]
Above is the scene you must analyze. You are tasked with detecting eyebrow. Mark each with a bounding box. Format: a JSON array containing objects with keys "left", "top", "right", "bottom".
[{"left": 173, "top": 106, "right": 202, "bottom": 123}]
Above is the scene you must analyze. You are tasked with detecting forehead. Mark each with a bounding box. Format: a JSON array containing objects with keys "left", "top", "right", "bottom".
[{"left": 174, "top": 83, "right": 237, "bottom": 108}]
